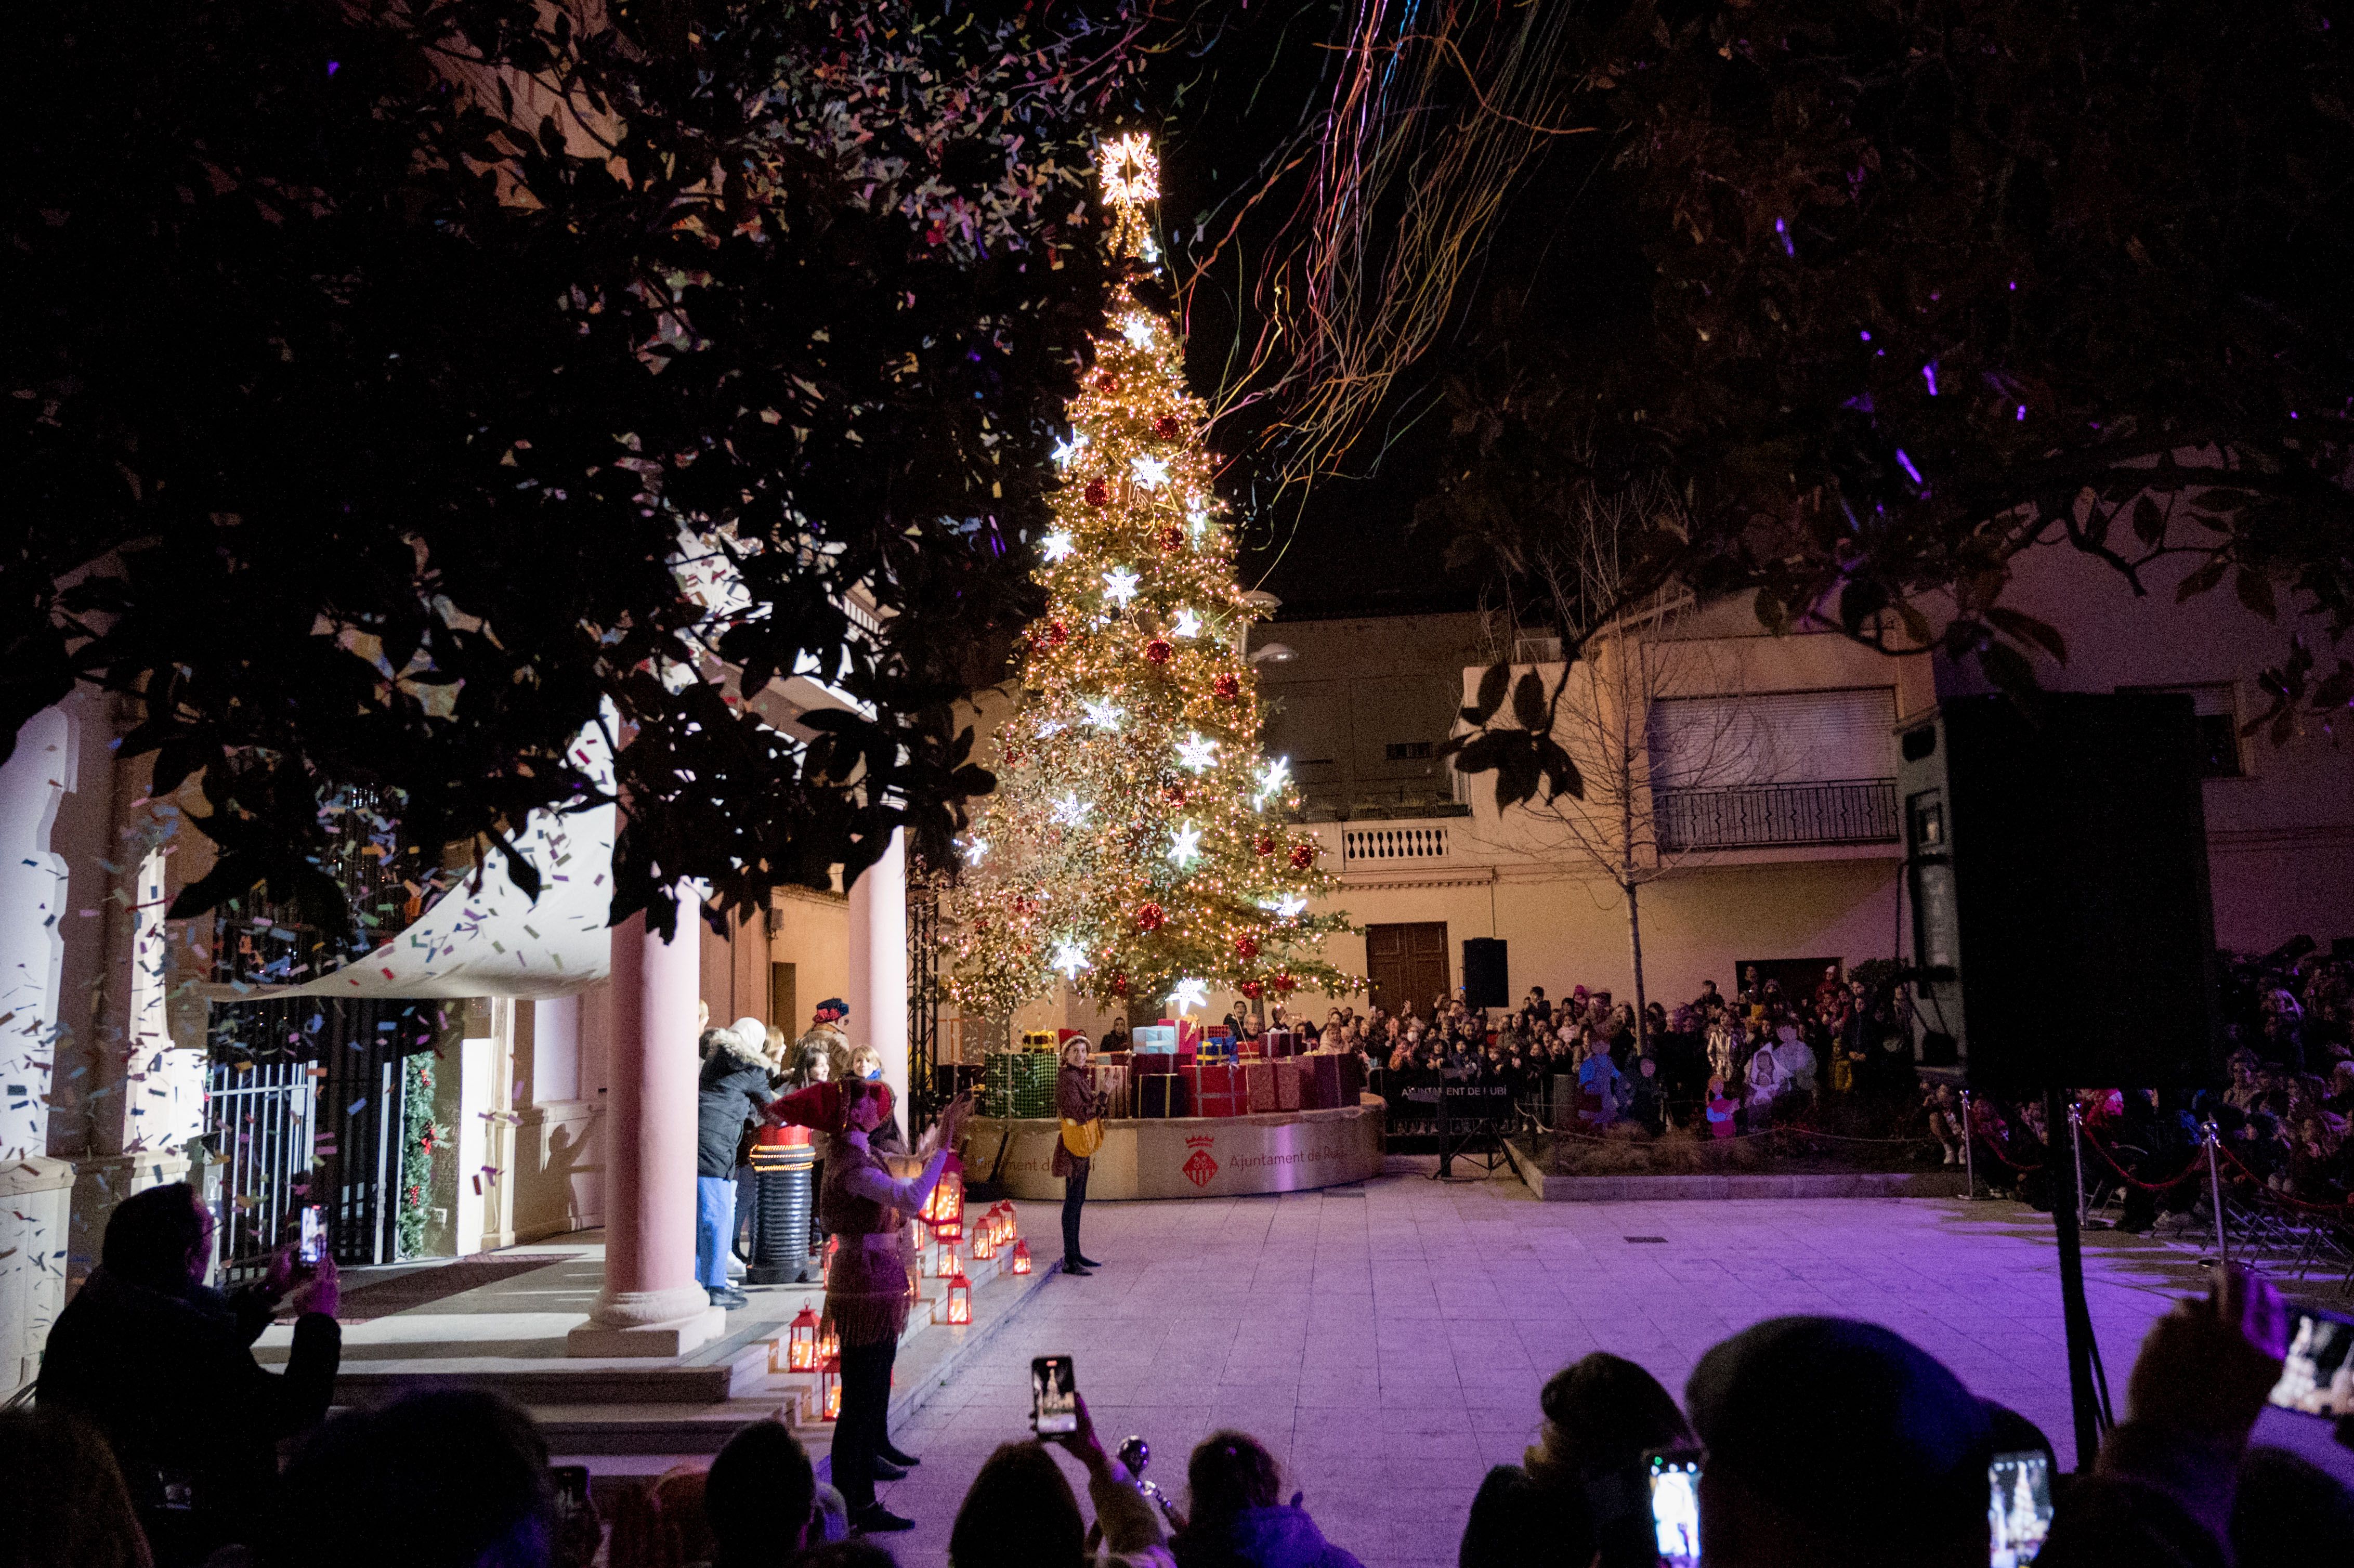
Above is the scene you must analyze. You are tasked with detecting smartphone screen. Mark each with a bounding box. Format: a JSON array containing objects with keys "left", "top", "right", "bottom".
[
  {"left": 2267, "top": 1308, "right": 2354, "bottom": 1418},
  {"left": 1989, "top": 1449, "right": 2052, "bottom": 1567},
  {"left": 548, "top": 1465, "right": 591, "bottom": 1527},
  {"left": 298, "top": 1205, "right": 325, "bottom": 1266},
  {"left": 1031, "top": 1355, "right": 1078, "bottom": 1436},
  {"left": 1647, "top": 1452, "right": 1702, "bottom": 1568}
]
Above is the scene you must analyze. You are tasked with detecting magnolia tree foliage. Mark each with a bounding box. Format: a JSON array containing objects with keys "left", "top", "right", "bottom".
[
  {"left": 948, "top": 144, "right": 1354, "bottom": 1022},
  {"left": 4, "top": 0, "right": 1142, "bottom": 937}
]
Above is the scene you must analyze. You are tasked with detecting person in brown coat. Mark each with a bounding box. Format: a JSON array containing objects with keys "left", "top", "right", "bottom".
[{"left": 1053, "top": 1035, "right": 1108, "bottom": 1275}]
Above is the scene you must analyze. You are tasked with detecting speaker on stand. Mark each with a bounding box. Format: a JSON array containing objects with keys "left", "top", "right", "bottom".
[{"left": 1461, "top": 937, "right": 1509, "bottom": 1010}]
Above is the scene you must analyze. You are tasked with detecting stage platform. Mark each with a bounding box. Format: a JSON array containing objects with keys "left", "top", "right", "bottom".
[{"left": 959, "top": 1097, "right": 1385, "bottom": 1200}]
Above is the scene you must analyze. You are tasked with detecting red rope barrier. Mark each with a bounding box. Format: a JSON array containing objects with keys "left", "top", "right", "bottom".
[
  {"left": 1971, "top": 1133, "right": 2045, "bottom": 1173},
  {"left": 2212, "top": 1139, "right": 2354, "bottom": 1215},
  {"left": 2077, "top": 1132, "right": 2204, "bottom": 1194}
]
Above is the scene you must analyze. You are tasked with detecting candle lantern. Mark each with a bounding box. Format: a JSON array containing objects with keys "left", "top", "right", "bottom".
[
  {"left": 935, "top": 1241, "right": 961, "bottom": 1279},
  {"left": 786, "top": 1305, "right": 820, "bottom": 1372},
  {"left": 920, "top": 1157, "right": 966, "bottom": 1242},
  {"left": 817, "top": 1318, "right": 841, "bottom": 1365},
  {"left": 970, "top": 1224, "right": 997, "bottom": 1261},
  {"left": 819, "top": 1355, "right": 843, "bottom": 1421},
  {"left": 1010, "top": 1238, "right": 1032, "bottom": 1275},
  {"left": 939, "top": 1269, "right": 973, "bottom": 1326}
]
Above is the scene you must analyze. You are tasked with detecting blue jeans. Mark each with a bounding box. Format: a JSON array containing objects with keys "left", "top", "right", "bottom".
[{"left": 695, "top": 1176, "right": 737, "bottom": 1290}]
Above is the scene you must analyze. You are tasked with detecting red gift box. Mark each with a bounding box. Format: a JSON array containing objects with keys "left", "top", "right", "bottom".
[
  {"left": 1240, "top": 1060, "right": 1278, "bottom": 1114},
  {"left": 1302, "top": 1053, "right": 1363, "bottom": 1110},
  {"left": 1263, "top": 1028, "right": 1299, "bottom": 1059},
  {"left": 1181, "top": 1062, "right": 1243, "bottom": 1118},
  {"left": 1272, "top": 1059, "right": 1303, "bottom": 1112}
]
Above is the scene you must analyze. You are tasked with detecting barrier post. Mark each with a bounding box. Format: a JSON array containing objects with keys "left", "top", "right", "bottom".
[
  {"left": 2202, "top": 1119, "right": 2227, "bottom": 1266},
  {"left": 2068, "top": 1102, "right": 2110, "bottom": 1232},
  {"left": 1959, "top": 1088, "right": 1982, "bottom": 1200}
]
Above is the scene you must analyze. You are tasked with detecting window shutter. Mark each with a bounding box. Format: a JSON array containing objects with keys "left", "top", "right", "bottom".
[{"left": 1646, "top": 689, "right": 1898, "bottom": 787}]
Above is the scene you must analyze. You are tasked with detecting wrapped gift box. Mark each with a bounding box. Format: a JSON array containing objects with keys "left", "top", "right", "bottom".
[
  {"left": 1263, "top": 1028, "right": 1300, "bottom": 1059},
  {"left": 1181, "top": 1061, "right": 1243, "bottom": 1118},
  {"left": 1272, "top": 1057, "right": 1304, "bottom": 1112},
  {"left": 1239, "top": 1059, "right": 1277, "bottom": 1114},
  {"left": 1197, "top": 1026, "right": 1236, "bottom": 1061},
  {"left": 1090, "top": 1062, "right": 1132, "bottom": 1119},
  {"left": 984, "top": 1050, "right": 1059, "bottom": 1119},
  {"left": 1303, "top": 1052, "right": 1365, "bottom": 1111},
  {"left": 1133, "top": 1024, "right": 1179, "bottom": 1057},
  {"left": 1137, "top": 1074, "right": 1191, "bottom": 1119}
]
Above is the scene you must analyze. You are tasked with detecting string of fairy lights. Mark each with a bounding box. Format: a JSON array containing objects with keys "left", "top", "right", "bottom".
[{"left": 947, "top": 133, "right": 1357, "bottom": 1023}]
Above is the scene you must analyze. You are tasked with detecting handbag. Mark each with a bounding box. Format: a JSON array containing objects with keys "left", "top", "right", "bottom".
[{"left": 1060, "top": 1117, "right": 1105, "bottom": 1158}]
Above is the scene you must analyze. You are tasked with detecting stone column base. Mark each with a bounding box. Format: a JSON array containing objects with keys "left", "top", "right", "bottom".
[
  {"left": 565, "top": 1304, "right": 727, "bottom": 1360},
  {"left": 67, "top": 1150, "right": 194, "bottom": 1294}
]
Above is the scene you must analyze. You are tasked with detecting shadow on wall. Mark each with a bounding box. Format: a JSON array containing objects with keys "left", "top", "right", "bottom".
[{"left": 512, "top": 1104, "right": 602, "bottom": 1245}]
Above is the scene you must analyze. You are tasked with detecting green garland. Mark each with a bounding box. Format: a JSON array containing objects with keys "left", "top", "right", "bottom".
[{"left": 397, "top": 1055, "right": 447, "bottom": 1260}]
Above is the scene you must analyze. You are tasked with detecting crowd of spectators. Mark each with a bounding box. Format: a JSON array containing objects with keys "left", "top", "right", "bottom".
[
  {"left": 1950, "top": 943, "right": 2354, "bottom": 1228},
  {"left": 1268, "top": 962, "right": 1916, "bottom": 1140},
  {"left": 23, "top": 1166, "right": 2350, "bottom": 1568}
]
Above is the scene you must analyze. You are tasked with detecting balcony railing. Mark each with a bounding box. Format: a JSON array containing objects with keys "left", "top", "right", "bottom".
[
  {"left": 1654, "top": 778, "right": 1899, "bottom": 852},
  {"left": 1343, "top": 824, "right": 1449, "bottom": 862}
]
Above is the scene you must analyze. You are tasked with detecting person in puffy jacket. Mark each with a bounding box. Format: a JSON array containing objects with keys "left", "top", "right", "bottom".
[
  {"left": 1169, "top": 1430, "right": 1363, "bottom": 1568},
  {"left": 697, "top": 1016, "right": 777, "bottom": 1309}
]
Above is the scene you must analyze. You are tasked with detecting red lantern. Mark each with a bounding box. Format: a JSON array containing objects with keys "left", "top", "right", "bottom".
[
  {"left": 935, "top": 1240, "right": 962, "bottom": 1279},
  {"left": 939, "top": 1269, "right": 973, "bottom": 1327},
  {"left": 1235, "top": 935, "right": 1259, "bottom": 962},
  {"left": 971, "top": 1222, "right": 997, "bottom": 1261},
  {"left": 920, "top": 1159, "right": 966, "bottom": 1242},
  {"left": 1011, "top": 1238, "right": 1034, "bottom": 1275},
  {"left": 1097, "top": 372, "right": 1120, "bottom": 393},
  {"left": 1253, "top": 832, "right": 1275, "bottom": 856},
  {"left": 1084, "top": 477, "right": 1110, "bottom": 507},
  {"left": 786, "top": 1305, "right": 820, "bottom": 1373},
  {"left": 1289, "top": 842, "right": 1317, "bottom": 870},
  {"left": 1213, "top": 673, "right": 1240, "bottom": 701},
  {"left": 1144, "top": 637, "right": 1173, "bottom": 665},
  {"left": 819, "top": 1355, "right": 842, "bottom": 1421},
  {"left": 1154, "top": 414, "right": 1182, "bottom": 440}
]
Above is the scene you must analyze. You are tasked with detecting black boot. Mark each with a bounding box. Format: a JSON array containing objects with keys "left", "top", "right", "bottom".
[{"left": 877, "top": 1439, "right": 921, "bottom": 1468}]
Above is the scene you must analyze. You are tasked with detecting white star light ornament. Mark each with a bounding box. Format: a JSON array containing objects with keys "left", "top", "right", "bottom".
[
  {"left": 1101, "top": 568, "right": 1141, "bottom": 608},
  {"left": 1176, "top": 732, "right": 1220, "bottom": 773},
  {"left": 1035, "top": 718, "right": 1067, "bottom": 738},
  {"left": 1171, "top": 608, "right": 1201, "bottom": 639},
  {"left": 1051, "top": 433, "right": 1089, "bottom": 469},
  {"left": 1081, "top": 697, "right": 1123, "bottom": 732},
  {"left": 1130, "top": 455, "right": 1170, "bottom": 490},
  {"left": 1167, "top": 977, "right": 1210, "bottom": 1015},
  {"left": 961, "top": 837, "right": 990, "bottom": 867},
  {"left": 1168, "top": 821, "right": 1204, "bottom": 869},
  {"left": 1253, "top": 756, "right": 1292, "bottom": 810},
  {"left": 1260, "top": 894, "right": 1310, "bottom": 920},
  {"left": 1051, "top": 940, "right": 1090, "bottom": 982},
  {"left": 1121, "top": 315, "right": 1157, "bottom": 348},
  {"left": 1051, "top": 793, "right": 1094, "bottom": 828},
  {"left": 1186, "top": 503, "right": 1211, "bottom": 541},
  {"left": 1040, "top": 530, "right": 1077, "bottom": 563}
]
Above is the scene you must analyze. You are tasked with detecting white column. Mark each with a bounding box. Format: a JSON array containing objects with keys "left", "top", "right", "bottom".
[{"left": 847, "top": 829, "right": 909, "bottom": 1114}]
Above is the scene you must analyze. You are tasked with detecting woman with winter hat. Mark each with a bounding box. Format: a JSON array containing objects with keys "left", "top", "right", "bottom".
[{"left": 1054, "top": 1036, "right": 1108, "bottom": 1275}]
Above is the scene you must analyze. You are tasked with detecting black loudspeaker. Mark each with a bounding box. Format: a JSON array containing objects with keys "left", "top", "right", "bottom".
[
  {"left": 1461, "top": 937, "right": 1509, "bottom": 1009},
  {"left": 1900, "top": 694, "right": 2220, "bottom": 1091}
]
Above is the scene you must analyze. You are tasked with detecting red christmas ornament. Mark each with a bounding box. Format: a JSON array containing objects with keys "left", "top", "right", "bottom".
[
  {"left": 1274, "top": 972, "right": 1297, "bottom": 994},
  {"left": 1241, "top": 980, "right": 1264, "bottom": 1000},
  {"left": 1289, "top": 842, "right": 1317, "bottom": 870},
  {"left": 1096, "top": 372, "right": 1120, "bottom": 393},
  {"left": 1212, "top": 672, "right": 1240, "bottom": 701},
  {"left": 1159, "top": 525, "right": 1186, "bottom": 553},
  {"left": 1083, "top": 477, "right": 1110, "bottom": 507},
  {"left": 1136, "top": 902, "right": 1165, "bottom": 932},
  {"left": 1253, "top": 832, "right": 1276, "bottom": 856},
  {"left": 1013, "top": 896, "right": 1036, "bottom": 917},
  {"left": 1001, "top": 744, "right": 1024, "bottom": 766},
  {"left": 1045, "top": 621, "right": 1069, "bottom": 646},
  {"left": 1234, "top": 934, "right": 1260, "bottom": 963},
  {"left": 1162, "top": 784, "right": 1188, "bottom": 807},
  {"left": 1144, "top": 637, "right": 1173, "bottom": 665},
  {"left": 1109, "top": 971, "right": 1130, "bottom": 997},
  {"left": 1154, "top": 414, "right": 1183, "bottom": 441}
]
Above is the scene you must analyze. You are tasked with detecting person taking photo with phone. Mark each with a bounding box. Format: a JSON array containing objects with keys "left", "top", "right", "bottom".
[
  {"left": 39, "top": 1182, "right": 342, "bottom": 1567},
  {"left": 813, "top": 1077, "right": 971, "bottom": 1534}
]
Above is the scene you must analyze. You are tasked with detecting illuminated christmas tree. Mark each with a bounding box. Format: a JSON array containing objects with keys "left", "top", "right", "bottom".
[{"left": 948, "top": 133, "right": 1353, "bottom": 1026}]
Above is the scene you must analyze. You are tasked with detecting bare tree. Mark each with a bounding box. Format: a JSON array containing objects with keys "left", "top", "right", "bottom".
[{"left": 1464, "top": 477, "right": 1750, "bottom": 1055}]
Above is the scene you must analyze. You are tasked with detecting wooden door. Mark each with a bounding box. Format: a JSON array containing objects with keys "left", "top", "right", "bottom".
[{"left": 1366, "top": 922, "right": 1449, "bottom": 1017}]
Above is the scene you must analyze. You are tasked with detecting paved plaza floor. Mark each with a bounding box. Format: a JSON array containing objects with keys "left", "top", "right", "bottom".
[{"left": 863, "top": 1158, "right": 2342, "bottom": 1568}]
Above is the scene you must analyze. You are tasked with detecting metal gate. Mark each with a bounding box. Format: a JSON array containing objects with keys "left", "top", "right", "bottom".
[{"left": 206, "top": 995, "right": 434, "bottom": 1269}]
